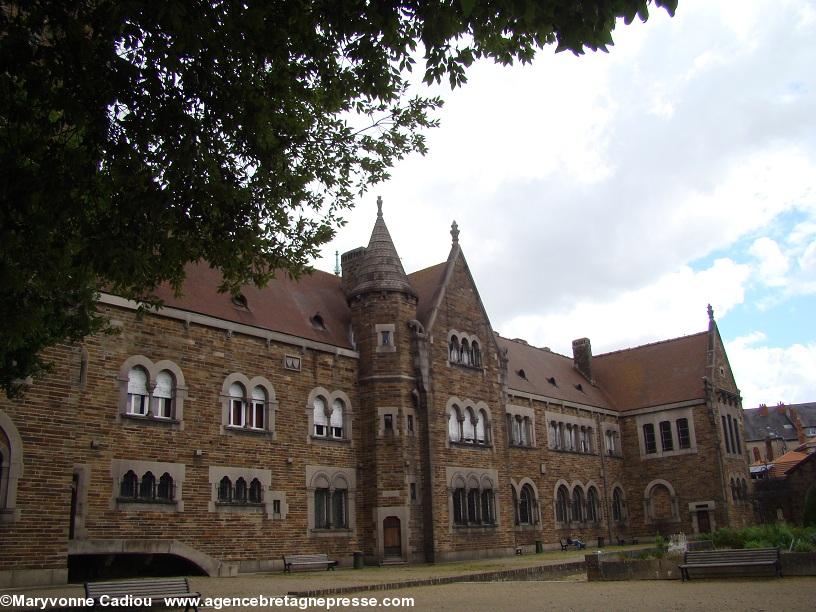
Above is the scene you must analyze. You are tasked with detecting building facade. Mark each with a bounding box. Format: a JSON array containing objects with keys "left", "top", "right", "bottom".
[{"left": 0, "top": 203, "right": 753, "bottom": 587}]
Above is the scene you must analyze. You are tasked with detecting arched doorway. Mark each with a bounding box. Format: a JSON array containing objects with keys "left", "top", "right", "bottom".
[{"left": 383, "top": 516, "right": 401, "bottom": 558}]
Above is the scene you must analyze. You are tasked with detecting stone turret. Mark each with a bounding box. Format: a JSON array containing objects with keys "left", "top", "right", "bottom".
[{"left": 343, "top": 197, "right": 416, "bottom": 300}]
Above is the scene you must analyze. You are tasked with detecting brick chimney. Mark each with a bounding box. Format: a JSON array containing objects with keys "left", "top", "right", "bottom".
[
  {"left": 759, "top": 403, "right": 768, "bottom": 416},
  {"left": 572, "top": 338, "right": 593, "bottom": 383},
  {"left": 788, "top": 406, "right": 807, "bottom": 446}
]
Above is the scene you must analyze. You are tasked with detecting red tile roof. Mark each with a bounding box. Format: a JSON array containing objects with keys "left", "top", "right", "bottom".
[
  {"left": 149, "top": 262, "right": 353, "bottom": 349},
  {"left": 497, "top": 336, "right": 614, "bottom": 410},
  {"left": 766, "top": 450, "right": 809, "bottom": 478},
  {"left": 592, "top": 332, "right": 709, "bottom": 411}
]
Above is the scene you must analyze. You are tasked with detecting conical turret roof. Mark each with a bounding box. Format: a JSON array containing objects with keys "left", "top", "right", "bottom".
[{"left": 349, "top": 198, "right": 416, "bottom": 299}]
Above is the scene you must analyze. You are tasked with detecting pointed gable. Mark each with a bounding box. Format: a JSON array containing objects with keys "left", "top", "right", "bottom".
[
  {"left": 347, "top": 198, "right": 416, "bottom": 299},
  {"left": 592, "top": 332, "right": 708, "bottom": 411}
]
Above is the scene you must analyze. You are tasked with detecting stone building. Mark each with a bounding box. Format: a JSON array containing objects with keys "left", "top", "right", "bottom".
[{"left": 0, "top": 202, "right": 753, "bottom": 587}]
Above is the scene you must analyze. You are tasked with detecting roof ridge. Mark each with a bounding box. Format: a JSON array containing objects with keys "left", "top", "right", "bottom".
[
  {"left": 495, "top": 333, "right": 572, "bottom": 360},
  {"left": 408, "top": 261, "right": 447, "bottom": 277},
  {"left": 594, "top": 330, "right": 707, "bottom": 358}
]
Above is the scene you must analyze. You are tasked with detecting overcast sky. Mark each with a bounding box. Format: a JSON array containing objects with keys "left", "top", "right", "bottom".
[{"left": 314, "top": 0, "right": 816, "bottom": 409}]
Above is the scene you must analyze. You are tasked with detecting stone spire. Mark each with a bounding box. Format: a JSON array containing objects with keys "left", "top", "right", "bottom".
[{"left": 348, "top": 198, "right": 416, "bottom": 299}]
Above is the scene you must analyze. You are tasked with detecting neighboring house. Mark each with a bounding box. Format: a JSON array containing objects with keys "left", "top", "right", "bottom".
[
  {"left": 752, "top": 445, "right": 816, "bottom": 524},
  {"left": 744, "top": 402, "right": 816, "bottom": 464},
  {"left": 0, "top": 202, "right": 752, "bottom": 587}
]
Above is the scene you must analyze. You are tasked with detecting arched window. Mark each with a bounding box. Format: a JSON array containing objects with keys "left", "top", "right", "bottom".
[
  {"left": 448, "top": 407, "right": 461, "bottom": 442},
  {"left": 157, "top": 473, "right": 174, "bottom": 501},
  {"left": 139, "top": 471, "right": 156, "bottom": 500},
  {"left": 120, "top": 470, "right": 138, "bottom": 499},
  {"left": 741, "top": 479, "right": 748, "bottom": 500},
  {"left": 249, "top": 478, "right": 263, "bottom": 504},
  {"left": 752, "top": 447, "right": 761, "bottom": 462},
  {"left": 228, "top": 382, "right": 247, "bottom": 427},
  {"left": 449, "top": 336, "right": 459, "bottom": 363},
  {"left": 472, "top": 341, "right": 481, "bottom": 367},
  {"left": 153, "top": 370, "right": 174, "bottom": 418},
  {"left": 235, "top": 477, "right": 248, "bottom": 503},
  {"left": 730, "top": 477, "right": 737, "bottom": 501},
  {"left": 332, "top": 488, "right": 348, "bottom": 528},
  {"left": 550, "top": 421, "right": 559, "bottom": 449},
  {"left": 330, "top": 398, "right": 345, "bottom": 439},
  {"left": 463, "top": 408, "right": 476, "bottom": 442},
  {"left": 314, "top": 487, "right": 330, "bottom": 528},
  {"left": 218, "top": 476, "right": 233, "bottom": 502},
  {"left": 518, "top": 484, "right": 535, "bottom": 525},
  {"left": 475, "top": 410, "right": 487, "bottom": 444},
  {"left": 461, "top": 339, "right": 471, "bottom": 366},
  {"left": 481, "top": 488, "right": 494, "bottom": 524},
  {"left": 612, "top": 487, "right": 624, "bottom": 522},
  {"left": 467, "top": 488, "right": 479, "bottom": 523},
  {"left": 556, "top": 485, "right": 569, "bottom": 523},
  {"left": 572, "top": 488, "right": 584, "bottom": 522},
  {"left": 250, "top": 386, "right": 266, "bottom": 430},
  {"left": 452, "top": 486, "right": 466, "bottom": 525},
  {"left": 313, "top": 396, "right": 328, "bottom": 437},
  {"left": 587, "top": 487, "right": 599, "bottom": 522},
  {"left": 127, "top": 367, "right": 149, "bottom": 415}
]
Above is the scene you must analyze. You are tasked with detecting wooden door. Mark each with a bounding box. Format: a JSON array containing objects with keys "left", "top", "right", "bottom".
[
  {"left": 697, "top": 510, "right": 711, "bottom": 534},
  {"left": 383, "top": 516, "right": 401, "bottom": 557}
]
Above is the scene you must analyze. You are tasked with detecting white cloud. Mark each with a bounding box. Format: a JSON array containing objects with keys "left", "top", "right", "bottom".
[
  {"left": 500, "top": 258, "right": 750, "bottom": 355},
  {"left": 749, "top": 237, "right": 789, "bottom": 287},
  {"left": 726, "top": 334, "right": 816, "bottom": 407}
]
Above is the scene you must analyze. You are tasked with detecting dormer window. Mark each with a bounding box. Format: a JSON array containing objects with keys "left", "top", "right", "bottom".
[
  {"left": 310, "top": 313, "right": 326, "bottom": 331},
  {"left": 231, "top": 293, "right": 248, "bottom": 309}
]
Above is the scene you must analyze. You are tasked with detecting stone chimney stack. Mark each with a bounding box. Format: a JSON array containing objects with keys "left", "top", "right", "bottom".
[
  {"left": 759, "top": 403, "right": 768, "bottom": 416},
  {"left": 572, "top": 338, "right": 593, "bottom": 383},
  {"left": 340, "top": 247, "right": 366, "bottom": 297}
]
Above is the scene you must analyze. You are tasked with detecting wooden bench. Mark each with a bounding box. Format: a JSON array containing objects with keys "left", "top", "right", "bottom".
[
  {"left": 680, "top": 548, "right": 781, "bottom": 581},
  {"left": 85, "top": 576, "right": 200, "bottom": 611},
  {"left": 282, "top": 553, "right": 338, "bottom": 572}
]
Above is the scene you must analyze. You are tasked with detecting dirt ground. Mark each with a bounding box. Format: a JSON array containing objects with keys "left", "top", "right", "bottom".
[{"left": 390, "top": 577, "right": 816, "bottom": 611}]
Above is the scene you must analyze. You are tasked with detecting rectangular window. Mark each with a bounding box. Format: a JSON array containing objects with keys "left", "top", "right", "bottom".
[
  {"left": 676, "top": 418, "right": 691, "bottom": 449},
  {"left": 659, "top": 420, "right": 674, "bottom": 452},
  {"left": 727, "top": 414, "right": 737, "bottom": 454},
  {"left": 128, "top": 394, "right": 148, "bottom": 416},
  {"left": 384, "top": 414, "right": 393, "bottom": 433},
  {"left": 230, "top": 399, "right": 245, "bottom": 427},
  {"left": 273, "top": 499, "right": 281, "bottom": 516},
  {"left": 251, "top": 401, "right": 264, "bottom": 429},
  {"left": 410, "top": 483, "right": 417, "bottom": 501},
  {"left": 721, "top": 415, "right": 732, "bottom": 454},
  {"left": 643, "top": 424, "right": 657, "bottom": 454},
  {"left": 734, "top": 421, "right": 741, "bottom": 454},
  {"left": 407, "top": 414, "right": 414, "bottom": 433},
  {"left": 154, "top": 397, "right": 172, "bottom": 419},
  {"left": 381, "top": 330, "right": 391, "bottom": 346}
]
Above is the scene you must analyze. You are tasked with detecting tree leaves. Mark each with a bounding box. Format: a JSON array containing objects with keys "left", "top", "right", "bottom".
[{"left": 0, "top": 0, "right": 675, "bottom": 395}]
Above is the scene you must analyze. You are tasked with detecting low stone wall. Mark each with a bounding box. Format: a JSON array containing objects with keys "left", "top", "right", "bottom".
[
  {"left": 781, "top": 552, "right": 816, "bottom": 576},
  {"left": 288, "top": 561, "right": 586, "bottom": 597},
  {"left": 587, "top": 550, "right": 816, "bottom": 581},
  {"left": 585, "top": 552, "right": 681, "bottom": 581}
]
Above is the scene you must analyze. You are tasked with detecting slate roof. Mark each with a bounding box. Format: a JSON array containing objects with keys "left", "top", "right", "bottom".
[
  {"left": 348, "top": 204, "right": 416, "bottom": 299},
  {"left": 150, "top": 262, "right": 353, "bottom": 349},
  {"left": 743, "top": 406, "right": 799, "bottom": 442}
]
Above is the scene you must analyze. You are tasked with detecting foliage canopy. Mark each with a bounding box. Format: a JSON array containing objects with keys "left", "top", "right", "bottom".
[{"left": 0, "top": 0, "right": 676, "bottom": 395}]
